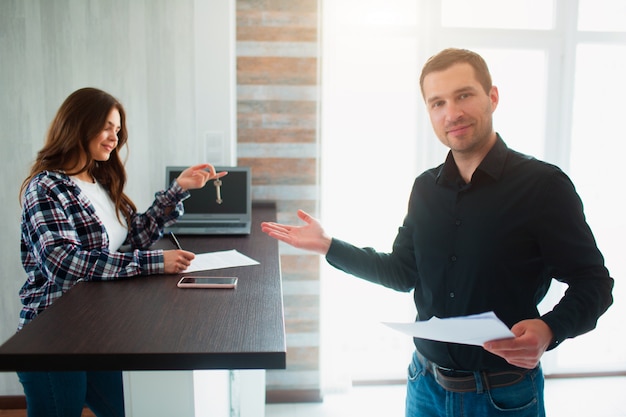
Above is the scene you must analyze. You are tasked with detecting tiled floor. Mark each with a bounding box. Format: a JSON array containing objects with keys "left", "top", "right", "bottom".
[{"left": 266, "top": 376, "right": 626, "bottom": 417}]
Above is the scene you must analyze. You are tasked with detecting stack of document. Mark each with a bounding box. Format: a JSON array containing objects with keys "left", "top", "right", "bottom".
[
  {"left": 384, "top": 311, "right": 514, "bottom": 346},
  {"left": 183, "top": 249, "right": 259, "bottom": 273}
]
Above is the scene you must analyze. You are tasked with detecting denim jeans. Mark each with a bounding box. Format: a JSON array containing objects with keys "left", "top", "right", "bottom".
[
  {"left": 17, "top": 371, "right": 125, "bottom": 417},
  {"left": 406, "top": 351, "right": 545, "bottom": 417}
]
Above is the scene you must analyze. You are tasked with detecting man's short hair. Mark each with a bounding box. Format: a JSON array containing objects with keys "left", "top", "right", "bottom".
[{"left": 419, "top": 48, "right": 493, "bottom": 98}]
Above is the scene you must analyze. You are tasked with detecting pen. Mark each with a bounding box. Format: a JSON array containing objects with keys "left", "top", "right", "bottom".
[{"left": 169, "top": 232, "right": 183, "bottom": 250}]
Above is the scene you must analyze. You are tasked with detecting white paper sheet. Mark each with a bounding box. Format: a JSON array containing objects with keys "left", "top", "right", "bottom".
[
  {"left": 383, "top": 311, "right": 515, "bottom": 346},
  {"left": 182, "top": 249, "right": 259, "bottom": 273}
]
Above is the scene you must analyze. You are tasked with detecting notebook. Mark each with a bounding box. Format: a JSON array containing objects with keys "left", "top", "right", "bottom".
[{"left": 164, "top": 166, "right": 252, "bottom": 235}]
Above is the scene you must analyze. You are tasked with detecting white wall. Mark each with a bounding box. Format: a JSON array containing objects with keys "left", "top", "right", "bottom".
[{"left": 0, "top": 0, "right": 234, "bottom": 395}]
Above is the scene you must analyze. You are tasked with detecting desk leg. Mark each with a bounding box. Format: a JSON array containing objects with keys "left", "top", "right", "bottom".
[
  {"left": 123, "top": 371, "right": 196, "bottom": 416},
  {"left": 229, "top": 370, "right": 266, "bottom": 417},
  {"left": 122, "top": 370, "right": 265, "bottom": 417},
  {"left": 193, "top": 370, "right": 231, "bottom": 416}
]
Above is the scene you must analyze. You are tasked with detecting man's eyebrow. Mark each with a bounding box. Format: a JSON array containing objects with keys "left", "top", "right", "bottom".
[
  {"left": 426, "top": 86, "right": 478, "bottom": 104},
  {"left": 455, "top": 86, "right": 478, "bottom": 95},
  {"left": 426, "top": 94, "right": 442, "bottom": 105}
]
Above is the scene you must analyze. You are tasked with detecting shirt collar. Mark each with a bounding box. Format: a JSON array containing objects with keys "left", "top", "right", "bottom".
[{"left": 436, "top": 134, "right": 508, "bottom": 186}]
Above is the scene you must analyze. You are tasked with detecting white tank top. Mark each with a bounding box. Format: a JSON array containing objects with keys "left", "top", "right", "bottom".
[{"left": 71, "top": 177, "right": 128, "bottom": 251}]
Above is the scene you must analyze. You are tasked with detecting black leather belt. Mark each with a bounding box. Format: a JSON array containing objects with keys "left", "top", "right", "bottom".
[{"left": 417, "top": 352, "right": 529, "bottom": 393}]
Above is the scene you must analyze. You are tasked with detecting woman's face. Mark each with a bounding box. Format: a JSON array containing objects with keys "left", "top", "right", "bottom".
[{"left": 89, "top": 107, "right": 121, "bottom": 161}]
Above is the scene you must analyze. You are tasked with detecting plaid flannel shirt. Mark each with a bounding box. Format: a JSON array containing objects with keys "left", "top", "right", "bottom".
[{"left": 18, "top": 170, "right": 189, "bottom": 330}]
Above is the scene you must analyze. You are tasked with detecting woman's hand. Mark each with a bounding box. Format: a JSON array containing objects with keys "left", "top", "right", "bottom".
[
  {"left": 163, "top": 249, "right": 196, "bottom": 274},
  {"left": 175, "top": 163, "right": 228, "bottom": 191}
]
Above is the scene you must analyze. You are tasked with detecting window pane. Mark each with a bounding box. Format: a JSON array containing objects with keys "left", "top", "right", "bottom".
[
  {"left": 441, "top": 0, "right": 554, "bottom": 30},
  {"left": 335, "top": 0, "right": 417, "bottom": 26},
  {"left": 322, "top": 0, "right": 420, "bottom": 384},
  {"left": 473, "top": 48, "right": 547, "bottom": 159},
  {"left": 578, "top": 0, "right": 626, "bottom": 31},
  {"left": 564, "top": 43, "right": 626, "bottom": 372}
]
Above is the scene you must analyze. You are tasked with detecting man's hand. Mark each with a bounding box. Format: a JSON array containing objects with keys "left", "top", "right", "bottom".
[
  {"left": 483, "top": 319, "right": 554, "bottom": 369},
  {"left": 261, "top": 210, "right": 332, "bottom": 255}
]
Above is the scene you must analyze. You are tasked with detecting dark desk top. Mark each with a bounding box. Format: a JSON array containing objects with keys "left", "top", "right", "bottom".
[{"left": 0, "top": 202, "right": 286, "bottom": 372}]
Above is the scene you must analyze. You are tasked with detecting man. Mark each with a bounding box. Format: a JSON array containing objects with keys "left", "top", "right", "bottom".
[{"left": 261, "top": 48, "right": 613, "bottom": 416}]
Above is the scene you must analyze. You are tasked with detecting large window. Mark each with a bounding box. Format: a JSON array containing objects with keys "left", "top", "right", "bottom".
[
  {"left": 320, "top": 0, "right": 420, "bottom": 385},
  {"left": 555, "top": 41, "right": 626, "bottom": 372},
  {"left": 321, "top": 0, "right": 626, "bottom": 387}
]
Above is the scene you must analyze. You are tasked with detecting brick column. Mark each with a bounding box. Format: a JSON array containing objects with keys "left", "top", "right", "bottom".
[{"left": 236, "top": 0, "right": 322, "bottom": 402}]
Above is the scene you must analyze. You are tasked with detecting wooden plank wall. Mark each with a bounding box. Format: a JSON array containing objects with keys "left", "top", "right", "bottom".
[{"left": 236, "top": 0, "right": 322, "bottom": 402}]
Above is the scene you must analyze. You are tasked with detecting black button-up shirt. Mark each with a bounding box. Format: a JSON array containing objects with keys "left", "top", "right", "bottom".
[{"left": 326, "top": 135, "right": 613, "bottom": 371}]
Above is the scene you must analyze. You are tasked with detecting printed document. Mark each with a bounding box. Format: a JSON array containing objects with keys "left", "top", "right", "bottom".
[
  {"left": 384, "top": 311, "right": 515, "bottom": 346},
  {"left": 184, "top": 249, "right": 259, "bottom": 273}
]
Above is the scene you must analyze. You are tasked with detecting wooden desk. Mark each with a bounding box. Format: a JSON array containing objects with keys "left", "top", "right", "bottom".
[{"left": 0, "top": 202, "right": 285, "bottom": 373}]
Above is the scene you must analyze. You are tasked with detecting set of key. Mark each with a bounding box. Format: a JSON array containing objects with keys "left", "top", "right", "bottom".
[{"left": 213, "top": 178, "right": 223, "bottom": 204}]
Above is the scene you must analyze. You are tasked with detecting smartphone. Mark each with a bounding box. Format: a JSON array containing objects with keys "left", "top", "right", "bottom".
[{"left": 177, "top": 276, "right": 238, "bottom": 289}]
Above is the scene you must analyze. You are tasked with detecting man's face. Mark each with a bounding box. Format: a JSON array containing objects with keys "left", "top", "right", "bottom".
[{"left": 422, "top": 62, "right": 498, "bottom": 156}]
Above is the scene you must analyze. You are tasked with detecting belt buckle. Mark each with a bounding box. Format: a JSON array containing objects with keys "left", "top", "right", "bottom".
[
  {"left": 436, "top": 365, "right": 466, "bottom": 376},
  {"left": 434, "top": 367, "right": 477, "bottom": 393},
  {"left": 417, "top": 351, "right": 478, "bottom": 393},
  {"left": 417, "top": 350, "right": 529, "bottom": 393}
]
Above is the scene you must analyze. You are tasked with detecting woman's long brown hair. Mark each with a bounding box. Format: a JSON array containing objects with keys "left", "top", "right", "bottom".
[{"left": 20, "top": 87, "right": 137, "bottom": 227}]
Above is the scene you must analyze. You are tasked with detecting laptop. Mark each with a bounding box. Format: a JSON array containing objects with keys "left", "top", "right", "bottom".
[{"left": 164, "top": 166, "right": 252, "bottom": 235}]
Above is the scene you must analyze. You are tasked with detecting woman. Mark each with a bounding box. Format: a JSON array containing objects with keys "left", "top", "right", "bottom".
[{"left": 17, "top": 87, "right": 226, "bottom": 417}]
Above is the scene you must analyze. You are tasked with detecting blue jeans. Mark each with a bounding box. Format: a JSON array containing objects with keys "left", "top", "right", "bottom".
[
  {"left": 406, "top": 351, "right": 545, "bottom": 417},
  {"left": 17, "top": 371, "right": 125, "bottom": 417}
]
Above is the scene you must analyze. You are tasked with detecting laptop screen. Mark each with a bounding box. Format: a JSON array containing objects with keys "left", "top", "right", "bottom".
[
  {"left": 167, "top": 168, "right": 248, "bottom": 215},
  {"left": 165, "top": 166, "right": 251, "bottom": 221}
]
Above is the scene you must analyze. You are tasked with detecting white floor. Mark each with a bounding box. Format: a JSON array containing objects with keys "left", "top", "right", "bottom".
[{"left": 265, "top": 376, "right": 626, "bottom": 417}]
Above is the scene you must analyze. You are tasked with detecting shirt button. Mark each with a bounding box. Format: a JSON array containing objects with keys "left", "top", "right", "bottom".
[
  {"left": 455, "top": 219, "right": 462, "bottom": 226},
  {"left": 450, "top": 255, "right": 457, "bottom": 262},
  {"left": 449, "top": 292, "right": 455, "bottom": 298}
]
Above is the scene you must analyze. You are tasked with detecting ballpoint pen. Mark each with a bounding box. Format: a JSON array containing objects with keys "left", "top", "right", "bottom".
[{"left": 169, "top": 232, "right": 183, "bottom": 250}]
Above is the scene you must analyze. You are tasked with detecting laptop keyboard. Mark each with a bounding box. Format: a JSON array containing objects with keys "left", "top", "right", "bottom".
[{"left": 178, "top": 222, "right": 247, "bottom": 228}]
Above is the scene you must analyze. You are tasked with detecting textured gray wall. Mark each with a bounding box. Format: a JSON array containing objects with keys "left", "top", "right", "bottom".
[{"left": 0, "top": 0, "right": 234, "bottom": 395}]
